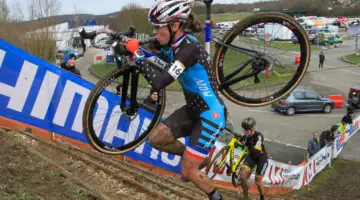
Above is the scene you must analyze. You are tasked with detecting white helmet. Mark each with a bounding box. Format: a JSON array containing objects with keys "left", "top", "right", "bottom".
[{"left": 148, "top": 0, "right": 192, "bottom": 26}]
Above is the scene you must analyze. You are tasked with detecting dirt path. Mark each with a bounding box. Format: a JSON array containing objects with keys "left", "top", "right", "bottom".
[
  {"left": 0, "top": 129, "right": 231, "bottom": 200},
  {"left": 1, "top": 129, "right": 359, "bottom": 200}
]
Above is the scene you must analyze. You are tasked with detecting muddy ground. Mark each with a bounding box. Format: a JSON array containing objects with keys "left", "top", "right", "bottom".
[{"left": 0, "top": 129, "right": 359, "bottom": 200}]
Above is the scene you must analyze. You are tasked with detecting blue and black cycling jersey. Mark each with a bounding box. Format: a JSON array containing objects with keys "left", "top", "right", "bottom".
[{"left": 136, "top": 33, "right": 226, "bottom": 159}]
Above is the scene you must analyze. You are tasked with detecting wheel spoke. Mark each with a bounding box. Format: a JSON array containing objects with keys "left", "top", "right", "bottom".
[
  {"left": 83, "top": 67, "right": 165, "bottom": 154},
  {"left": 214, "top": 13, "right": 309, "bottom": 106}
]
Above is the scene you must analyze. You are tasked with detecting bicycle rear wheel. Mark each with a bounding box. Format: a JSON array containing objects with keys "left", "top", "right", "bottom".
[
  {"left": 206, "top": 146, "right": 230, "bottom": 179},
  {"left": 213, "top": 12, "right": 310, "bottom": 107},
  {"left": 83, "top": 65, "right": 166, "bottom": 154}
]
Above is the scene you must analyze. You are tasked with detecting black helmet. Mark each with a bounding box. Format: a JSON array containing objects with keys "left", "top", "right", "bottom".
[
  {"left": 129, "top": 25, "right": 136, "bottom": 32},
  {"left": 241, "top": 117, "right": 256, "bottom": 130},
  {"left": 342, "top": 115, "right": 352, "bottom": 124}
]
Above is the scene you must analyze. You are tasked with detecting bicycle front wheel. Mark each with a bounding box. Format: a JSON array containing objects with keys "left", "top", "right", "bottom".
[
  {"left": 83, "top": 66, "right": 166, "bottom": 154},
  {"left": 206, "top": 146, "right": 230, "bottom": 179},
  {"left": 231, "top": 153, "right": 247, "bottom": 187},
  {"left": 213, "top": 12, "right": 310, "bottom": 107}
]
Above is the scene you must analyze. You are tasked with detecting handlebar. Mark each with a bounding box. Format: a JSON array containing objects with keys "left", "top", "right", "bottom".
[
  {"left": 138, "top": 37, "right": 157, "bottom": 45},
  {"left": 79, "top": 27, "right": 157, "bottom": 54}
]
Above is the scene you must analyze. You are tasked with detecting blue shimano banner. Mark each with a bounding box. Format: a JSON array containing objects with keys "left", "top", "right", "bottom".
[{"left": 0, "top": 39, "right": 186, "bottom": 173}]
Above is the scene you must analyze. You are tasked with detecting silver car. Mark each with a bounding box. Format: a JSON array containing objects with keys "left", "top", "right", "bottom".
[{"left": 272, "top": 89, "right": 335, "bottom": 116}]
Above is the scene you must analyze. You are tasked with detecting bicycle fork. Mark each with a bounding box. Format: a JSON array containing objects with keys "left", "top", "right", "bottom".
[{"left": 120, "top": 68, "right": 139, "bottom": 117}]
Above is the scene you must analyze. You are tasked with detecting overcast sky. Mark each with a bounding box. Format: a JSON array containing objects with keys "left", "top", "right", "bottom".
[{"left": 7, "top": 0, "right": 272, "bottom": 16}]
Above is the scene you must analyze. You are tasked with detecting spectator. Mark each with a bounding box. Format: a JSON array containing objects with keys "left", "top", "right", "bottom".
[
  {"left": 308, "top": 132, "right": 321, "bottom": 158},
  {"left": 142, "top": 88, "right": 158, "bottom": 111},
  {"left": 60, "top": 52, "right": 81, "bottom": 77},
  {"left": 346, "top": 106, "right": 355, "bottom": 124},
  {"left": 319, "top": 51, "right": 325, "bottom": 68},
  {"left": 320, "top": 130, "right": 334, "bottom": 148},
  {"left": 347, "top": 105, "right": 354, "bottom": 114},
  {"left": 329, "top": 125, "right": 337, "bottom": 140},
  {"left": 335, "top": 115, "right": 352, "bottom": 138},
  {"left": 320, "top": 125, "right": 338, "bottom": 147},
  {"left": 344, "top": 115, "right": 352, "bottom": 124}
]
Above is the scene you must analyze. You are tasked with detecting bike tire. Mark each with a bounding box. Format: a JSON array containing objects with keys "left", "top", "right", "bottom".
[
  {"left": 83, "top": 66, "right": 166, "bottom": 154},
  {"left": 231, "top": 152, "right": 247, "bottom": 187},
  {"left": 206, "top": 146, "right": 230, "bottom": 180},
  {"left": 213, "top": 12, "right": 310, "bottom": 107}
]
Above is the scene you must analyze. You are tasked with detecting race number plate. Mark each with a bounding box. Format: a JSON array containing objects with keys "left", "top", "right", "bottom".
[{"left": 168, "top": 60, "right": 185, "bottom": 79}]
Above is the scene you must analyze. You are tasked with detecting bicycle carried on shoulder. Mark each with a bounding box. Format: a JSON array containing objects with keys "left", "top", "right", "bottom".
[{"left": 82, "top": 0, "right": 310, "bottom": 154}]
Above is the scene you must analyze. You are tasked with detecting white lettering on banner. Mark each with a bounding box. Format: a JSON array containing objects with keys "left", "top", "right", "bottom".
[
  {"left": 93, "top": 96, "right": 109, "bottom": 137},
  {"left": 134, "top": 118, "right": 152, "bottom": 154},
  {"left": 135, "top": 118, "right": 185, "bottom": 167},
  {"left": 135, "top": 141, "right": 146, "bottom": 154},
  {"left": 30, "top": 71, "right": 59, "bottom": 119},
  {"left": 53, "top": 81, "right": 90, "bottom": 132},
  {"left": 0, "top": 61, "right": 37, "bottom": 112},
  {"left": 161, "top": 137, "right": 185, "bottom": 167},
  {"left": 102, "top": 106, "right": 139, "bottom": 144},
  {"left": 0, "top": 49, "right": 5, "bottom": 69},
  {"left": 150, "top": 148, "right": 160, "bottom": 159}
]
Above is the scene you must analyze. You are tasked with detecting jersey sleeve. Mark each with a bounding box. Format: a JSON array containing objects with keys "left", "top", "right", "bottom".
[
  {"left": 135, "top": 40, "right": 199, "bottom": 90},
  {"left": 135, "top": 58, "right": 175, "bottom": 91},
  {"left": 173, "top": 41, "right": 199, "bottom": 67},
  {"left": 248, "top": 133, "right": 265, "bottom": 159},
  {"left": 254, "top": 134, "right": 264, "bottom": 151}
]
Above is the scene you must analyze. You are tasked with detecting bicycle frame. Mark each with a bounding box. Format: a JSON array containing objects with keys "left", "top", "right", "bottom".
[
  {"left": 115, "top": 47, "right": 165, "bottom": 114},
  {"left": 191, "top": 0, "right": 260, "bottom": 63},
  {"left": 214, "top": 137, "right": 247, "bottom": 175},
  {"left": 228, "top": 137, "right": 247, "bottom": 173}
]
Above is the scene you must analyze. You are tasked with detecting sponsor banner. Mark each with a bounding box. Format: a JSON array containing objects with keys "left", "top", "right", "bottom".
[
  {"left": 313, "top": 145, "right": 332, "bottom": 173},
  {"left": 333, "top": 115, "right": 360, "bottom": 158},
  {"left": 301, "top": 156, "right": 316, "bottom": 187},
  {"left": 0, "top": 39, "right": 185, "bottom": 173},
  {"left": 263, "top": 160, "right": 304, "bottom": 190},
  {"left": 348, "top": 116, "right": 360, "bottom": 139},
  {"left": 333, "top": 131, "right": 346, "bottom": 158},
  {"left": 301, "top": 145, "right": 331, "bottom": 187}
]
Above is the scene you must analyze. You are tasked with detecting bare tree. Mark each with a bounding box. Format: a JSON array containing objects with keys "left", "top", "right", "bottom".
[
  {"left": 73, "top": 2, "right": 88, "bottom": 27},
  {"left": 0, "top": 0, "right": 9, "bottom": 21},
  {"left": 1, "top": 0, "right": 61, "bottom": 62},
  {"left": 26, "top": 0, "right": 61, "bottom": 20},
  {"left": 9, "top": 0, "right": 25, "bottom": 22},
  {"left": 109, "top": 3, "right": 152, "bottom": 35}
]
